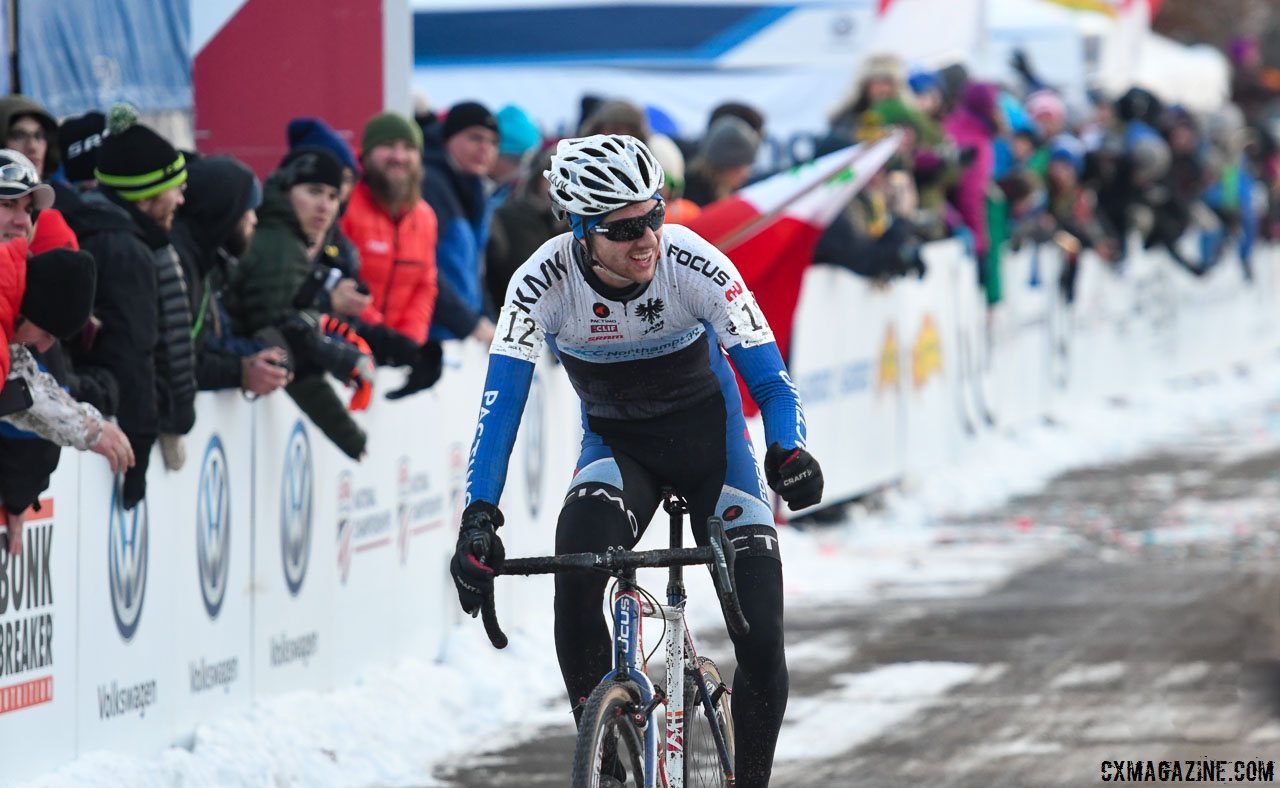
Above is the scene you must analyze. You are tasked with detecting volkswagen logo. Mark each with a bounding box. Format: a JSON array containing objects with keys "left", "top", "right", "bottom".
[
  {"left": 108, "top": 481, "right": 148, "bottom": 641},
  {"left": 197, "top": 435, "right": 231, "bottom": 619},
  {"left": 524, "top": 372, "right": 545, "bottom": 517},
  {"left": 280, "top": 421, "right": 314, "bottom": 596}
]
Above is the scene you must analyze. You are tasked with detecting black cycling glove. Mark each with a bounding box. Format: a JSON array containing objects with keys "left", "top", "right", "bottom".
[
  {"left": 764, "top": 442, "right": 824, "bottom": 511},
  {"left": 450, "top": 501, "right": 506, "bottom": 616}
]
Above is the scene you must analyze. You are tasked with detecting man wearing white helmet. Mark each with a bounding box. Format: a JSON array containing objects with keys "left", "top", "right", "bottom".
[{"left": 452, "top": 134, "right": 822, "bottom": 786}]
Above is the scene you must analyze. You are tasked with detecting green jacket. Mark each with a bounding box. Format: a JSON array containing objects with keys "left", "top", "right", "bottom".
[
  {"left": 226, "top": 170, "right": 367, "bottom": 459},
  {"left": 226, "top": 171, "right": 315, "bottom": 336}
]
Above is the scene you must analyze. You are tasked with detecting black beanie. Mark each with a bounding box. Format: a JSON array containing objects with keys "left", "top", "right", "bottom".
[
  {"left": 442, "top": 101, "right": 498, "bottom": 142},
  {"left": 278, "top": 146, "right": 344, "bottom": 190},
  {"left": 21, "top": 248, "right": 97, "bottom": 339},
  {"left": 95, "top": 105, "right": 186, "bottom": 202},
  {"left": 59, "top": 111, "right": 107, "bottom": 183}
]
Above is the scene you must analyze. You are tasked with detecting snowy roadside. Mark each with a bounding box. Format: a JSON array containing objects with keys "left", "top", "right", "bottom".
[{"left": 26, "top": 357, "right": 1280, "bottom": 788}]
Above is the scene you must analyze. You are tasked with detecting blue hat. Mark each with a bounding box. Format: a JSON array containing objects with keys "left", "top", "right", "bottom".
[
  {"left": 495, "top": 105, "right": 541, "bottom": 157},
  {"left": 907, "top": 69, "right": 941, "bottom": 96},
  {"left": 1049, "top": 134, "right": 1085, "bottom": 175},
  {"left": 287, "top": 117, "right": 358, "bottom": 172},
  {"left": 645, "top": 104, "right": 679, "bottom": 138}
]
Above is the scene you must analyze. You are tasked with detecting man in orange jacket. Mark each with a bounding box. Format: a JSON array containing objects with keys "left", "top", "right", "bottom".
[{"left": 340, "top": 111, "right": 443, "bottom": 399}]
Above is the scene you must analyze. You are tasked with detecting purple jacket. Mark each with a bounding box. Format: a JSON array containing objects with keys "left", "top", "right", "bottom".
[{"left": 943, "top": 83, "right": 1000, "bottom": 258}]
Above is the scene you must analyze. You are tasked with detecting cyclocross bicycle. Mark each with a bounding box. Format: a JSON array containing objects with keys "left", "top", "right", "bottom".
[{"left": 482, "top": 492, "right": 750, "bottom": 788}]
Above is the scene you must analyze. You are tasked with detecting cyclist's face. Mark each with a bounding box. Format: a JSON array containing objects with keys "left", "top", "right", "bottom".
[{"left": 587, "top": 199, "right": 662, "bottom": 285}]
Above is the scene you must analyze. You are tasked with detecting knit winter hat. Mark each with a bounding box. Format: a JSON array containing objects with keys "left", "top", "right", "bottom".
[
  {"left": 278, "top": 146, "right": 344, "bottom": 191},
  {"left": 645, "top": 133, "right": 685, "bottom": 190},
  {"left": 287, "top": 117, "right": 358, "bottom": 172},
  {"left": 361, "top": 111, "right": 422, "bottom": 154},
  {"left": 58, "top": 111, "right": 108, "bottom": 183},
  {"left": 94, "top": 104, "right": 186, "bottom": 202},
  {"left": 496, "top": 105, "right": 541, "bottom": 156},
  {"left": 21, "top": 248, "right": 96, "bottom": 339},
  {"left": 443, "top": 101, "right": 498, "bottom": 142},
  {"left": 700, "top": 115, "right": 760, "bottom": 170}
]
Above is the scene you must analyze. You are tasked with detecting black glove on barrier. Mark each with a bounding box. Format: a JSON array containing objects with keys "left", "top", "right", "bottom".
[
  {"left": 764, "top": 442, "right": 824, "bottom": 511},
  {"left": 386, "top": 341, "right": 444, "bottom": 400},
  {"left": 450, "top": 501, "right": 506, "bottom": 616}
]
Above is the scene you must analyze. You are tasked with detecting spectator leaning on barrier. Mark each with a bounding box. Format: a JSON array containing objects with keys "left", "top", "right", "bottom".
[
  {"left": 683, "top": 115, "right": 761, "bottom": 207},
  {"left": 68, "top": 105, "right": 194, "bottom": 508},
  {"left": 2, "top": 241, "right": 134, "bottom": 555},
  {"left": 340, "top": 111, "right": 443, "bottom": 399},
  {"left": 226, "top": 146, "right": 373, "bottom": 459},
  {"left": 286, "top": 116, "right": 366, "bottom": 318},
  {"left": 423, "top": 101, "right": 499, "bottom": 345},
  {"left": 171, "top": 154, "right": 290, "bottom": 396},
  {"left": 943, "top": 81, "right": 1001, "bottom": 282}
]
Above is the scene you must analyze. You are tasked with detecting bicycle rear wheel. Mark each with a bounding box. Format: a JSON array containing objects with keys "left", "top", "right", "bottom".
[
  {"left": 683, "top": 656, "right": 735, "bottom": 786},
  {"left": 571, "top": 679, "right": 647, "bottom": 787}
]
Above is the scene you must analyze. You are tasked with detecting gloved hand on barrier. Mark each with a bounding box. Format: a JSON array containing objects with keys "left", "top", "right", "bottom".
[
  {"left": 386, "top": 341, "right": 443, "bottom": 400},
  {"left": 764, "top": 443, "right": 824, "bottom": 511},
  {"left": 450, "top": 501, "right": 506, "bottom": 616}
]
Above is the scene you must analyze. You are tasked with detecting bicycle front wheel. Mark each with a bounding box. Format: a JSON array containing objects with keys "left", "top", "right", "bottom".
[
  {"left": 684, "top": 656, "right": 735, "bottom": 786},
  {"left": 571, "top": 679, "right": 647, "bottom": 788}
]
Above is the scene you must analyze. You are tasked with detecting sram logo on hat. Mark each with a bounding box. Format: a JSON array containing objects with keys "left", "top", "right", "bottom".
[{"left": 67, "top": 132, "right": 107, "bottom": 159}]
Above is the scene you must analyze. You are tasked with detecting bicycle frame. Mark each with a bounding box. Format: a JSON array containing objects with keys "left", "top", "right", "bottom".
[
  {"left": 597, "top": 497, "right": 734, "bottom": 788},
  {"left": 485, "top": 496, "right": 747, "bottom": 787}
]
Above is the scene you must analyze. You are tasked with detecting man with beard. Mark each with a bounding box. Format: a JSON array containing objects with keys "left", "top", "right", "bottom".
[
  {"left": 340, "top": 111, "right": 443, "bottom": 400},
  {"left": 171, "top": 154, "right": 290, "bottom": 396},
  {"left": 68, "top": 104, "right": 195, "bottom": 507}
]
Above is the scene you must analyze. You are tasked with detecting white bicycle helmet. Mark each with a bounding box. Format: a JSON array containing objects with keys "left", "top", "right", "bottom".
[{"left": 544, "top": 134, "right": 664, "bottom": 216}]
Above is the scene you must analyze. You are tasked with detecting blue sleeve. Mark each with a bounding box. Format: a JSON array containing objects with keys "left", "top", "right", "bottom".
[
  {"left": 465, "top": 353, "right": 535, "bottom": 507},
  {"left": 727, "top": 341, "right": 807, "bottom": 450}
]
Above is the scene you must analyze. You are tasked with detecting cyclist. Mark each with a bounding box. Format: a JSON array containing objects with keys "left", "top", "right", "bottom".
[{"left": 452, "top": 134, "right": 823, "bottom": 787}]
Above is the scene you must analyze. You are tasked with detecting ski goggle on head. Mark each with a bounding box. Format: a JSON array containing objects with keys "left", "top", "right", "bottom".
[{"left": 590, "top": 202, "right": 665, "bottom": 242}]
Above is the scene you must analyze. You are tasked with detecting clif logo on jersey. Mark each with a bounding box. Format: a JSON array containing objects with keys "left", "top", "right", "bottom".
[{"left": 592, "top": 303, "right": 610, "bottom": 318}]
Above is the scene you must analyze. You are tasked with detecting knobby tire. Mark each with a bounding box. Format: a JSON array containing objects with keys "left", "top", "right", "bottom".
[
  {"left": 684, "top": 656, "right": 735, "bottom": 787},
  {"left": 571, "top": 680, "right": 647, "bottom": 787}
]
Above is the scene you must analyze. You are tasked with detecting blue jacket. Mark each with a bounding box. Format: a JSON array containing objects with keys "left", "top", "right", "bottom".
[{"left": 422, "top": 129, "right": 494, "bottom": 340}]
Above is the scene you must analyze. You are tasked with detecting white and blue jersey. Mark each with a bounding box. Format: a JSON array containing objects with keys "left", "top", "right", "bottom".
[{"left": 466, "top": 224, "right": 806, "bottom": 535}]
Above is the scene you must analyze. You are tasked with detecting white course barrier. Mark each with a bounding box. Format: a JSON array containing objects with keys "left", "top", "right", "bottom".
[{"left": 3, "top": 236, "right": 1277, "bottom": 782}]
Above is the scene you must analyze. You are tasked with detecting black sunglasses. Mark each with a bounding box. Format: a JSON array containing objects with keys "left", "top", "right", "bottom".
[{"left": 591, "top": 203, "right": 665, "bottom": 242}]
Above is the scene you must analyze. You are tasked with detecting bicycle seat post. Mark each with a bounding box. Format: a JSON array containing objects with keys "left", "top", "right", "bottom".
[{"left": 661, "top": 490, "right": 688, "bottom": 605}]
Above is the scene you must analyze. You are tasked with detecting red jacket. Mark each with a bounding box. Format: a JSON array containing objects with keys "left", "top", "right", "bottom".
[
  {"left": 0, "top": 238, "right": 29, "bottom": 379},
  {"left": 31, "top": 208, "right": 79, "bottom": 254},
  {"left": 339, "top": 183, "right": 439, "bottom": 346}
]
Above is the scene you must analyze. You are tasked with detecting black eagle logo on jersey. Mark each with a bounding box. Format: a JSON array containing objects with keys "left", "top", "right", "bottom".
[{"left": 636, "top": 297, "right": 665, "bottom": 326}]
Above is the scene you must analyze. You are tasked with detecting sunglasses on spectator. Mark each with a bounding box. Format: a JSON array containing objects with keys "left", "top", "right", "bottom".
[
  {"left": 591, "top": 203, "right": 665, "bottom": 242},
  {"left": 7, "top": 130, "right": 45, "bottom": 145}
]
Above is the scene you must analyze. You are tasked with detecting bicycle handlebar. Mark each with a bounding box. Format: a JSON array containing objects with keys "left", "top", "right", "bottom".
[
  {"left": 480, "top": 538, "right": 750, "bottom": 649},
  {"left": 501, "top": 546, "right": 717, "bottom": 576}
]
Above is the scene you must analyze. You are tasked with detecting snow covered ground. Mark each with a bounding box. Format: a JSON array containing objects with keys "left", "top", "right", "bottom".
[{"left": 26, "top": 356, "right": 1280, "bottom": 787}]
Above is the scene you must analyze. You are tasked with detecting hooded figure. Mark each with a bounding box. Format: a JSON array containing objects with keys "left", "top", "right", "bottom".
[
  {"left": 170, "top": 154, "right": 267, "bottom": 391},
  {"left": 943, "top": 82, "right": 1001, "bottom": 264}
]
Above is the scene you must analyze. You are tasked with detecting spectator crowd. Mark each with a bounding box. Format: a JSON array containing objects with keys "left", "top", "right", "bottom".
[{"left": 2, "top": 36, "right": 1279, "bottom": 555}]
